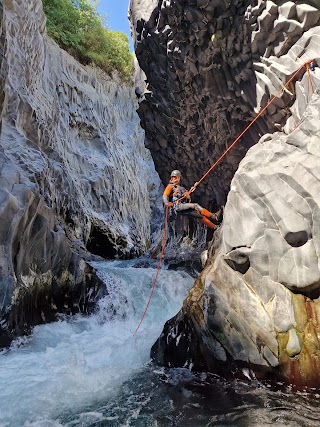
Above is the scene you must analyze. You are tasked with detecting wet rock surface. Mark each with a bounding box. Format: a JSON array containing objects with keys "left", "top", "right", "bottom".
[{"left": 0, "top": 0, "right": 161, "bottom": 345}]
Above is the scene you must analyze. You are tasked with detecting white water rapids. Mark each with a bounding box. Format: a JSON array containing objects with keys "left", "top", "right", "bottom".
[{"left": 0, "top": 260, "right": 194, "bottom": 426}]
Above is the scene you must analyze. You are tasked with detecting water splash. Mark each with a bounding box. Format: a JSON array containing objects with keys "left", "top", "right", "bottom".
[{"left": 0, "top": 260, "right": 194, "bottom": 426}]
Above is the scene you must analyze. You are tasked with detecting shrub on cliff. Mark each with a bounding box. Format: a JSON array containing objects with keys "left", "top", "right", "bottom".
[{"left": 42, "top": 0, "right": 133, "bottom": 82}]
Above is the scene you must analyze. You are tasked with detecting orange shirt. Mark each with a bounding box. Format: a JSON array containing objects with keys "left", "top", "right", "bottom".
[
  {"left": 163, "top": 184, "right": 174, "bottom": 204},
  {"left": 163, "top": 184, "right": 174, "bottom": 198}
]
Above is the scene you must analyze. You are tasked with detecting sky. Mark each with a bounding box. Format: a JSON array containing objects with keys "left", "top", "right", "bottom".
[{"left": 97, "top": 0, "right": 134, "bottom": 51}]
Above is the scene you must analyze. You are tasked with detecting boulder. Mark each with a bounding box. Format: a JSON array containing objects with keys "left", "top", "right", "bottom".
[{"left": 134, "top": 0, "right": 320, "bottom": 386}]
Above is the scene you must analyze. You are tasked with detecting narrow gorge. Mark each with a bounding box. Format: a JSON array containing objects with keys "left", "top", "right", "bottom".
[
  {"left": 129, "top": 0, "right": 320, "bottom": 387},
  {"left": 1, "top": 0, "right": 320, "bottom": 391},
  {"left": 0, "top": 0, "right": 162, "bottom": 345}
]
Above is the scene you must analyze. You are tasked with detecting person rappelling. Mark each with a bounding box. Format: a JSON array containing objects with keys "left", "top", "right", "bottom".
[{"left": 162, "top": 170, "right": 223, "bottom": 229}]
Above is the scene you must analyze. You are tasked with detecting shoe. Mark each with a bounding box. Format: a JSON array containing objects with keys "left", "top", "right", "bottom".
[
  {"left": 211, "top": 206, "right": 224, "bottom": 224},
  {"left": 217, "top": 206, "right": 224, "bottom": 223}
]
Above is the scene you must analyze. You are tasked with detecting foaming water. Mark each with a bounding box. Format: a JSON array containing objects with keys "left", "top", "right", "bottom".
[
  {"left": 0, "top": 260, "right": 194, "bottom": 426},
  {"left": 2, "top": 260, "right": 320, "bottom": 427}
]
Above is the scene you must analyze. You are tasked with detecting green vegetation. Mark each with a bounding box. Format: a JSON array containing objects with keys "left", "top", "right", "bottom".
[{"left": 42, "top": 0, "right": 133, "bottom": 82}]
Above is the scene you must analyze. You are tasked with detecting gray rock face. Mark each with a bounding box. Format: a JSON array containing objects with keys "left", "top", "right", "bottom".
[
  {"left": 0, "top": 0, "right": 161, "bottom": 344},
  {"left": 130, "top": 0, "right": 320, "bottom": 209},
  {"left": 144, "top": 1, "right": 320, "bottom": 386},
  {"left": 204, "top": 89, "right": 320, "bottom": 361},
  {"left": 153, "top": 89, "right": 320, "bottom": 386}
]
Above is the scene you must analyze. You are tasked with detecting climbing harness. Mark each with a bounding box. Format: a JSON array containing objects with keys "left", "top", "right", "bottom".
[
  {"left": 133, "top": 58, "right": 316, "bottom": 335},
  {"left": 172, "top": 185, "right": 187, "bottom": 206}
]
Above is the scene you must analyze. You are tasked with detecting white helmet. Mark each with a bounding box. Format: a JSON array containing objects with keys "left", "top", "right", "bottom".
[{"left": 170, "top": 170, "right": 181, "bottom": 177}]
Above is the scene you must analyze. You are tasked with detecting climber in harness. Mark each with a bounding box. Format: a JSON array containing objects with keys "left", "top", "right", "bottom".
[{"left": 162, "top": 170, "right": 223, "bottom": 229}]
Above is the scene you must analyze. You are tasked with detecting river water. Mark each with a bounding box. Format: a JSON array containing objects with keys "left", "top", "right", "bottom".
[{"left": 0, "top": 260, "right": 320, "bottom": 426}]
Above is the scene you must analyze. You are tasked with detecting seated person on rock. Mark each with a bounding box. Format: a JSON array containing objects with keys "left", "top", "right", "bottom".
[{"left": 162, "top": 170, "right": 223, "bottom": 229}]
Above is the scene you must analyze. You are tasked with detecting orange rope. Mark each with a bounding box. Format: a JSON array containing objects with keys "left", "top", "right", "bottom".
[
  {"left": 133, "top": 205, "right": 169, "bottom": 335},
  {"left": 184, "top": 59, "right": 314, "bottom": 196},
  {"left": 133, "top": 59, "right": 314, "bottom": 335},
  {"left": 306, "top": 63, "right": 314, "bottom": 97}
]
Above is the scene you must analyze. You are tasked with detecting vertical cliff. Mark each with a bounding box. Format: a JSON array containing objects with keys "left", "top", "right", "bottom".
[
  {"left": 153, "top": 88, "right": 320, "bottom": 387},
  {"left": 130, "top": 0, "right": 320, "bottom": 207},
  {"left": 131, "top": 0, "right": 320, "bottom": 386},
  {"left": 0, "top": 0, "right": 161, "bottom": 345}
]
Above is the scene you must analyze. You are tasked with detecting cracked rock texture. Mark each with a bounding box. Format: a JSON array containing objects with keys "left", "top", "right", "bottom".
[
  {"left": 153, "top": 89, "right": 320, "bottom": 387},
  {"left": 131, "top": 0, "right": 320, "bottom": 208},
  {"left": 138, "top": 1, "right": 320, "bottom": 386},
  {"left": 0, "top": 0, "right": 161, "bottom": 345}
]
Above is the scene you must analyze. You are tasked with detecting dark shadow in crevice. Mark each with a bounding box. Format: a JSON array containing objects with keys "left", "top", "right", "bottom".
[
  {"left": 224, "top": 257, "right": 250, "bottom": 274},
  {"left": 284, "top": 230, "right": 308, "bottom": 247},
  {"left": 289, "top": 286, "right": 320, "bottom": 301},
  {"left": 86, "top": 225, "right": 117, "bottom": 259}
]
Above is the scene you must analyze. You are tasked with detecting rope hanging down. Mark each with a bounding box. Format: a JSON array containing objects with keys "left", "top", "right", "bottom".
[
  {"left": 133, "top": 59, "right": 315, "bottom": 335},
  {"left": 306, "top": 61, "right": 314, "bottom": 97},
  {"left": 133, "top": 205, "right": 169, "bottom": 335}
]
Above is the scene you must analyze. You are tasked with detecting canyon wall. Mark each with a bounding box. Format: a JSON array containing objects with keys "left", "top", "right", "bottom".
[
  {"left": 130, "top": 0, "right": 320, "bottom": 386},
  {"left": 0, "top": 0, "right": 161, "bottom": 345},
  {"left": 130, "top": 0, "right": 320, "bottom": 208},
  {"left": 153, "top": 88, "right": 320, "bottom": 386}
]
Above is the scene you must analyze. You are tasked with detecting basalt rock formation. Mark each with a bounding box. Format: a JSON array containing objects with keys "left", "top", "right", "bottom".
[
  {"left": 130, "top": 0, "right": 320, "bottom": 208},
  {"left": 153, "top": 88, "right": 320, "bottom": 387},
  {"left": 0, "top": 0, "right": 161, "bottom": 346},
  {"left": 132, "top": 1, "right": 320, "bottom": 386}
]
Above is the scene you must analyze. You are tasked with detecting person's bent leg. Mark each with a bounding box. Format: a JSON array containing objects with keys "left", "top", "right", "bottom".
[
  {"left": 200, "top": 207, "right": 213, "bottom": 218},
  {"left": 194, "top": 204, "right": 214, "bottom": 219},
  {"left": 176, "top": 203, "right": 203, "bottom": 218},
  {"left": 176, "top": 203, "right": 196, "bottom": 212},
  {"left": 201, "top": 217, "right": 216, "bottom": 229},
  {"left": 194, "top": 204, "right": 223, "bottom": 225}
]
